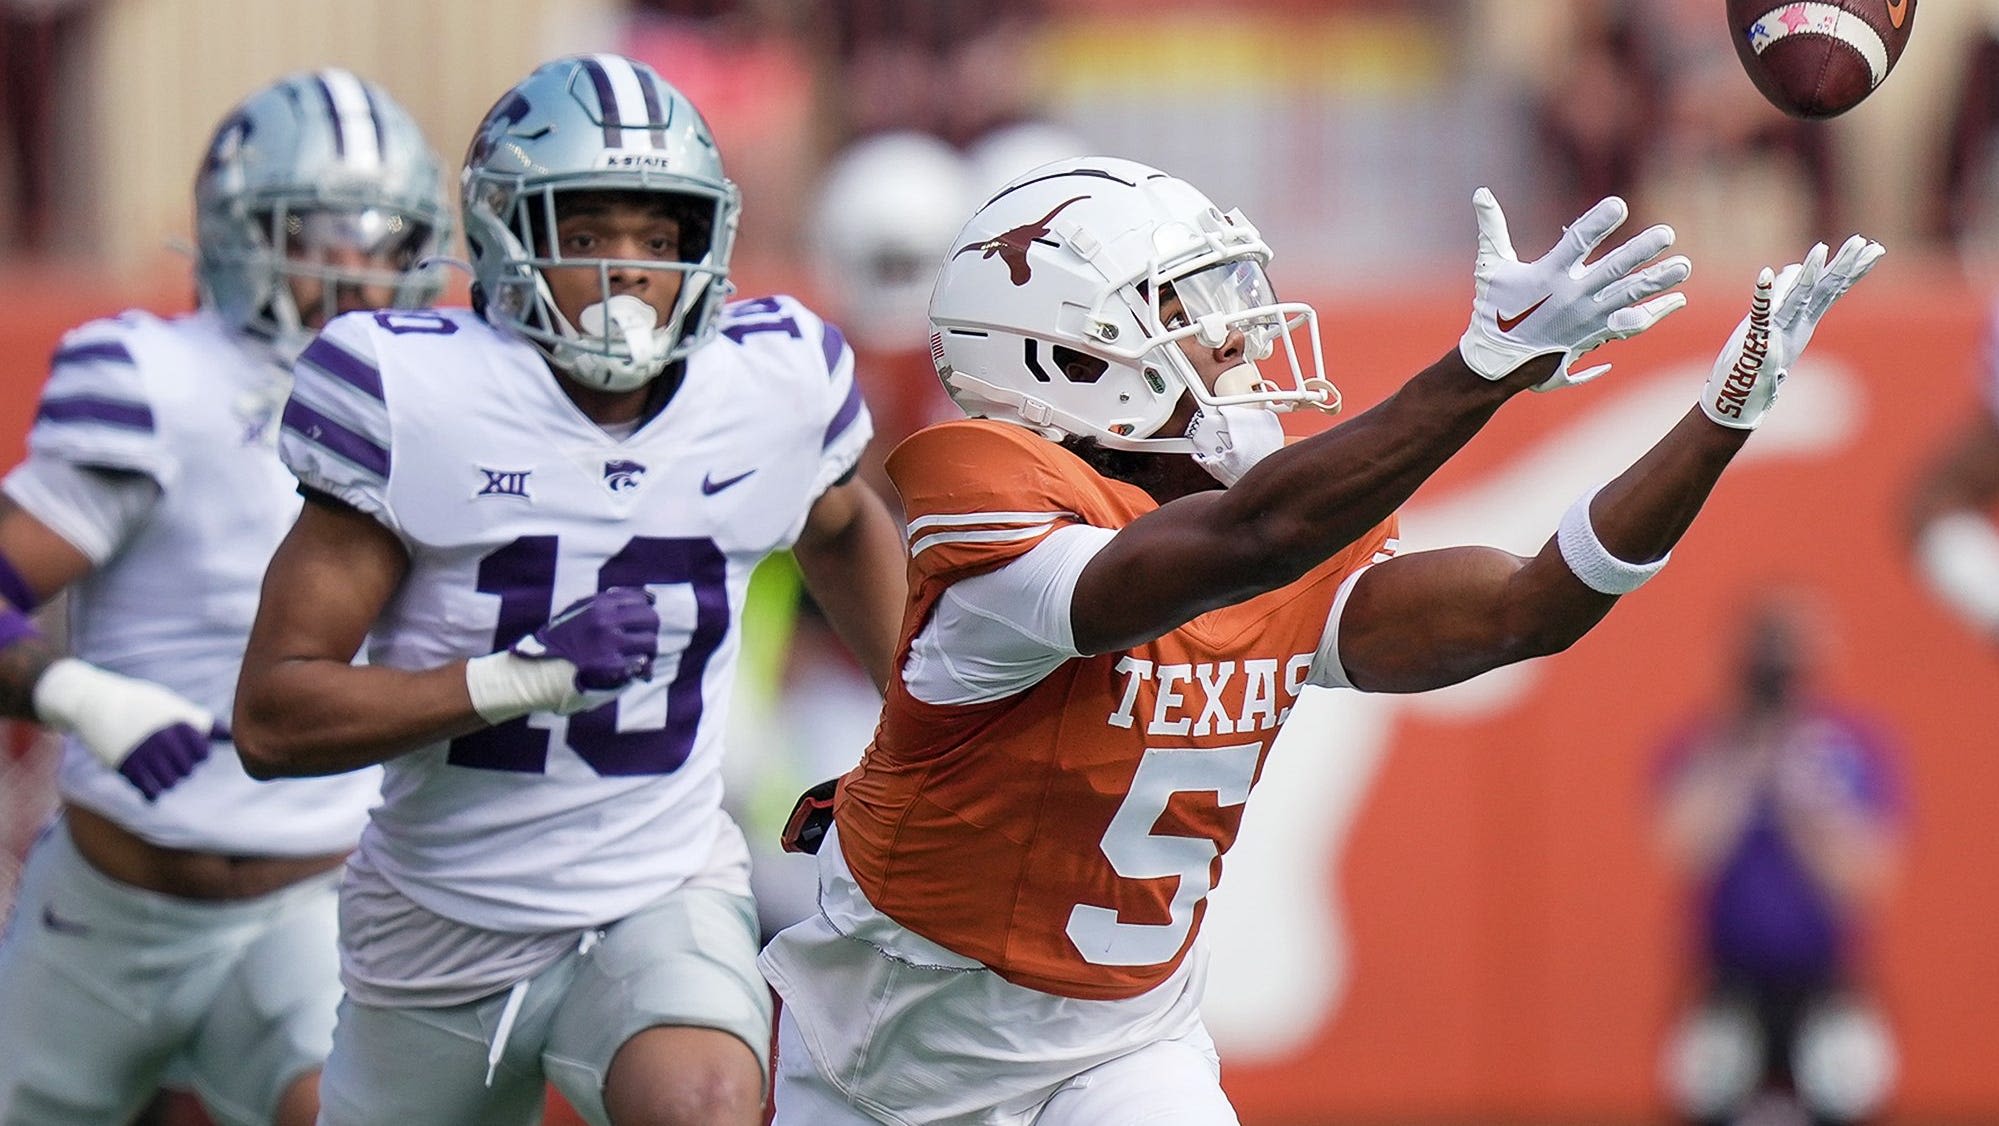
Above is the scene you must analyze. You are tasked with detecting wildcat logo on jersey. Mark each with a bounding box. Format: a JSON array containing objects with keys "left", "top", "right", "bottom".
[
  {"left": 602, "top": 458, "right": 646, "bottom": 492},
  {"left": 477, "top": 467, "right": 532, "bottom": 499}
]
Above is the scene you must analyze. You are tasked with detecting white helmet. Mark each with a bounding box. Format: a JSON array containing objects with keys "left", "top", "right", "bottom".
[
  {"left": 809, "top": 132, "right": 975, "bottom": 352},
  {"left": 929, "top": 156, "right": 1336, "bottom": 453}
]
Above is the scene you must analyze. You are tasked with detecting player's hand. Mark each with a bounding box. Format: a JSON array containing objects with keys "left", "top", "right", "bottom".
[
  {"left": 1701, "top": 235, "right": 1885, "bottom": 430},
  {"left": 31, "top": 659, "right": 226, "bottom": 801},
  {"left": 1458, "top": 188, "right": 1691, "bottom": 391},
  {"left": 512, "top": 585, "right": 660, "bottom": 687},
  {"left": 464, "top": 587, "right": 662, "bottom": 722}
]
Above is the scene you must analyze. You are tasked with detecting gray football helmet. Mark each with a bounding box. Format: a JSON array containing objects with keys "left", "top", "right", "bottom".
[
  {"left": 194, "top": 69, "right": 451, "bottom": 360},
  {"left": 462, "top": 54, "right": 742, "bottom": 392}
]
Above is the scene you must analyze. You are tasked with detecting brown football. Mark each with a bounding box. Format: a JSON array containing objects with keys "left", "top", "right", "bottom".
[{"left": 1726, "top": 0, "right": 1915, "bottom": 118}]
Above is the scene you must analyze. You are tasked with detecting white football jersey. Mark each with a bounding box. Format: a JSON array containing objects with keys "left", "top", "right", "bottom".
[
  {"left": 20, "top": 310, "right": 381, "bottom": 855},
  {"left": 280, "top": 298, "right": 872, "bottom": 932}
]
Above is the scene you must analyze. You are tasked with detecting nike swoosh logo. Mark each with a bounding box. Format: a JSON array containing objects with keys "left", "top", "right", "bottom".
[
  {"left": 1496, "top": 295, "right": 1551, "bottom": 333},
  {"left": 1886, "top": 0, "right": 1908, "bottom": 28},
  {"left": 42, "top": 906, "right": 90, "bottom": 936},
  {"left": 700, "top": 469, "right": 756, "bottom": 495}
]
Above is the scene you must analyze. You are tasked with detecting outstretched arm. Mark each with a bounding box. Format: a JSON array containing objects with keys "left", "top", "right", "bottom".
[
  {"left": 1071, "top": 191, "right": 1692, "bottom": 654},
  {"left": 1338, "top": 236, "right": 1886, "bottom": 692}
]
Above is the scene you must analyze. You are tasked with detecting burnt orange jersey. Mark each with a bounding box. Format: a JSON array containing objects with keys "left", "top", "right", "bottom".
[{"left": 835, "top": 419, "right": 1397, "bottom": 1001}]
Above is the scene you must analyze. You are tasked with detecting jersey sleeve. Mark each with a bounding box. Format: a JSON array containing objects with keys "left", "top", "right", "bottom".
[
  {"left": 718, "top": 295, "right": 875, "bottom": 501},
  {"left": 1303, "top": 514, "right": 1402, "bottom": 691},
  {"left": 27, "top": 317, "right": 176, "bottom": 486},
  {"left": 902, "top": 523, "right": 1117, "bottom": 705},
  {"left": 1, "top": 453, "right": 161, "bottom": 566},
  {"left": 812, "top": 309, "right": 874, "bottom": 497},
  {"left": 279, "top": 311, "right": 397, "bottom": 529},
  {"left": 886, "top": 420, "right": 1092, "bottom": 586}
]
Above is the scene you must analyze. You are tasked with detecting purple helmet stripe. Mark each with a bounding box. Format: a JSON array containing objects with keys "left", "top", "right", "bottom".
[
  {"left": 282, "top": 398, "right": 390, "bottom": 478},
  {"left": 821, "top": 375, "right": 864, "bottom": 450},
  {"left": 579, "top": 56, "right": 623, "bottom": 148},
  {"left": 37, "top": 395, "right": 155, "bottom": 432},
  {"left": 636, "top": 73, "right": 669, "bottom": 148},
  {"left": 300, "top": 336, "right": 385, "bottom": 402},
  {"left": 358, "top": 80, "right": 391, "bottom": 164},
  {"left": 52, "top": 340, "right": 135, "bottom": 367},
  {"left": 820, "top": 321, "right": 848, "bottom": 377},
  {"left": 313, "top": 74, "right": 348, "bottom": 157}
]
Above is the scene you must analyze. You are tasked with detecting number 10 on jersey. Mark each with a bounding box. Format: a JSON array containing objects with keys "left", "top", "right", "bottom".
[{"left": 447, "top": 534, "right": 730, "bottom": 776}]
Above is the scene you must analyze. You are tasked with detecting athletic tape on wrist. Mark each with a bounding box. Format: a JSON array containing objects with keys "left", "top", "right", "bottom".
[
  {"left": 30, "top": 657, "right": 92, "bottom": 732},
  {"left": 464, "top": 651, "right": 579, "bottom": 724},
  {"left": 1556, "top": 485, "right": 1669, "bottom": 595}
]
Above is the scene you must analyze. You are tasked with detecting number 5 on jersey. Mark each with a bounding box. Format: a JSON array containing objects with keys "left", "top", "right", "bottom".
[{"left": 1066, "top": 741, "right": 1261, "bottom": 967}]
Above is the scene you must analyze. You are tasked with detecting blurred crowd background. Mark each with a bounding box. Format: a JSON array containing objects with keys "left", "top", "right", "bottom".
[{"left": 4, "top": 1, "right": 1999, "bottom": 1124}]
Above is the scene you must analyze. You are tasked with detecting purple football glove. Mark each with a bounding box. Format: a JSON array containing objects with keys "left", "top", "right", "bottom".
[
  {"left": 510, "top": 587, "right": 660, "bottom": 691},
  {"left": 119, "top": 721, "right": 229, "bottom": 802},
  {"left": 31, "top": 657, "right": 230, "bottom": 804}
]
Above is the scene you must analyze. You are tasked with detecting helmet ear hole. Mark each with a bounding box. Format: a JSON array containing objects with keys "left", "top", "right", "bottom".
[{"left": 1050, "top": 345, "right": 1107, "bottom": 384}]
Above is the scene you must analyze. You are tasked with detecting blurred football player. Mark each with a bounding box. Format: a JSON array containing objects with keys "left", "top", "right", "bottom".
[
  {"left": 232, "top": 55, "right": 906, "bottom": 1126},
  {"left": 1905, "top": 308, "right": 1999, "bottom": 643},
  {"left": 757, "top": 156, "right": 1884, "bottom": 1125},
  {"left": 0, "top": 70, "right": 449, "bottom": 1126},
  {"left": 807, "top": 130, "right": 975, "bottom": 495}
]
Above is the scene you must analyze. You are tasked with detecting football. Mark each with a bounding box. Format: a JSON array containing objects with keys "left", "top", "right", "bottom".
[{"left": 1726, "top": 0, "right": 1916, "bottom": 119}]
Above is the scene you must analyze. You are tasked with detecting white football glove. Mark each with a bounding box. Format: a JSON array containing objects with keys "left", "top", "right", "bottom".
[
  {"left": 1187, "top": 404, "right": 1287, "bottom": 487},
  {"left": 1700, "top": 235, "right": 1886, "bottom": 430},
  {"left": 32, "top": 658, "right": 225, "bottom": 801},
  {"left": 1458, "top": 188, "right": 1691, "bottom": 391}
]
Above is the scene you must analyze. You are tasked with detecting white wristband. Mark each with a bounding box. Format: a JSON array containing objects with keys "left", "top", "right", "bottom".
[
  {"left": 464, "top": 651, "right": 617, "bottom": 723},
  {"left": 1556, "top": 485, "right": 1669, "bottom": 595},
  {"left": 1915, "top": 511, "right": 1999, "bottom": 632}
]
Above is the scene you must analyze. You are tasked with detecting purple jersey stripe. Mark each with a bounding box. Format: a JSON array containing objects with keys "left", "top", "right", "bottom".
[
  {"left": 52, "top": 340, "right": 135, "bottom": 367},
  {"left": 820, "top": 320, "right": 848, "bottom": 377},
  {"left": 300, "top": 335, "right": 385, "bottom": 401},
  {"left": 313, "top": 75, "right": 347, "bottom": 157},
  {"left": 822, "top": 374, "right": 864, "bottom": 450},
  {"left": 580, "top": 57, "right": 623, "bottom": 148},
  {"left": 635, "top": 72, "right": 669, "bottom": 148},
  {"left": 38, "top": 395, "right": 154, "bottom": 432},
  {"left": 283, "top": 398, "right": 389, "bottom": 478}
]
